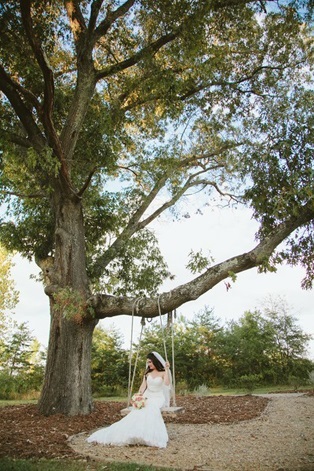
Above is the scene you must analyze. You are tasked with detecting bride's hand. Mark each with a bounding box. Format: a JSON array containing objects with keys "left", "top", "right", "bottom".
[{"left": 165, "top": 361, "right": 170, "bottom": 369}]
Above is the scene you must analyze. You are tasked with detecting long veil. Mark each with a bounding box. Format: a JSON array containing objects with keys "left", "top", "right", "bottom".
[{"left": 152, "top": 351, "right": 173, "bottom": 407}]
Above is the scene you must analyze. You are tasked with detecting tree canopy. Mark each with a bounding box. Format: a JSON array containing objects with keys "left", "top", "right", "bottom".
[{"left": 1, "top": 1, "right": 313, "bottom": 299}]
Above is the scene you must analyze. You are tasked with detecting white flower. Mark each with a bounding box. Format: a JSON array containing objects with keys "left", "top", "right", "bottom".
[{"left": 131, "top": 393, "right": 146, "bottom": 409}]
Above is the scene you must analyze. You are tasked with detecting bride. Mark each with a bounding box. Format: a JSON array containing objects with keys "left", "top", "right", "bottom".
[{"left": 86, "top": 351, "right": 171, "bottom": 448}]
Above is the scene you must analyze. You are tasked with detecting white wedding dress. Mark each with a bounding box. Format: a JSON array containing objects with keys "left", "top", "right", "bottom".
[{"left": 86, "top": 375, "right": 169, "bottom": 448}]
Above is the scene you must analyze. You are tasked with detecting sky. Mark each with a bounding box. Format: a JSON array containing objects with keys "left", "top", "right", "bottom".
[{"left": 9, "top": 203, "right": 314, "bottom": 360}]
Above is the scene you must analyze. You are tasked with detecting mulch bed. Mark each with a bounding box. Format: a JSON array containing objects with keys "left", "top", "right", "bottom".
[{"left": 0, "top": 395, "right": 270, "bottom": 460}]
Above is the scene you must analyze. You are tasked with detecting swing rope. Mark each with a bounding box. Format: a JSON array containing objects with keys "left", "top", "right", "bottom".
[
  {"left": 157, "top": 295, "right": 168, "bottom": 362},
  {"left": 171, "top": 309, "right": 177, "bottom": 407},
  {"left": 157, "top": 295, "right": 177, "bottom": 407},
  {"left": 127, "top": 297, "right": 143, "bottom": 407},
  {"left": 126, "top": 295, "right": 177, "bottom": 409}
]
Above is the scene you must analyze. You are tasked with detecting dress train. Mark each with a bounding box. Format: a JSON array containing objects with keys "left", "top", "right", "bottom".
[{"left": 86, "top": 376, "right": 168, "bottom": 448}]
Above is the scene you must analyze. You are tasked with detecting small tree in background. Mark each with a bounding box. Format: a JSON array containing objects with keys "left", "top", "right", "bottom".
[
  {"left": 263, "top": 296, "right": 313, "bottom": 384},
  {"left": 223, "top": 311, "right": 274, "bottom": 380},
  {"left": 91, "top": 325, "right": 129, "bottom": 396},
  {"left": 0, "top": 245, "right": 19, "bottom": 355},
  {"left": 213, "top": 298, "right": 313, "bottom": 388},
  {"left": 0, "top": 319, "right": 46, "bottom": 399},
  {"left": 0, "top": 245, "right": 45, "bottom": 398}
]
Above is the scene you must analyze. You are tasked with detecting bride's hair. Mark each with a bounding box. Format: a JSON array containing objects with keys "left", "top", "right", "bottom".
[{"left": 145, "top": 352, "right": 165, "bottom": 374}]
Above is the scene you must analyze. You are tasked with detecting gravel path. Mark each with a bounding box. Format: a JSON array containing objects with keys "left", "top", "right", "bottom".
[{"left": 69, "top": 393, "right": 314, "bottom": 471}]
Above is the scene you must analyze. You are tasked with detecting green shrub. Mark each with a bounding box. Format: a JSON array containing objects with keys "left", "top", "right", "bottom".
[
  {"left": 0, "top": 372, "right": 19, "bottom": 399},
  {"left": 237, "top": 374, "right": 262, "bottom": 392}
]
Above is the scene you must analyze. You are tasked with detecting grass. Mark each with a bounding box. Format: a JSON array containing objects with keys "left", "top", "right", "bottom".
[
  {"left": 0, "top": 399, "right": 38, "bottom": 407},
  {"left": 93, "top": 395, "right": 126, "bottom": 402},
  {"left": 0, "top": 397, "right": 128, "bottom": 408},
  {"left": 0, "top": 384, "right": 312, "bottom": 408},
  {"left": 0, "top": 458, "right": 173, "bottom": 471},
  {"left": 95, "top": 384, "right": 313, "bottom": 400}
]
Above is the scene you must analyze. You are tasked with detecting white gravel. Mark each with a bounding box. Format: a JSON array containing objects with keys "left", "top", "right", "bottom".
[{"left": 69, "top": 393, "right": 314, "bottom": 471}]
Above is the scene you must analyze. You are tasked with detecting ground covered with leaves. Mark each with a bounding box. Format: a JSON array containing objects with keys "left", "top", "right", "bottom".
[{"left": 0, "top": 395, "right": 271, "bottom": 461}]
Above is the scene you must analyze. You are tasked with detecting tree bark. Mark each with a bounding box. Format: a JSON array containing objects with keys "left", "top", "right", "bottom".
[
  {"left": 38, "top": 194, "right": 98, "bottom": 415},
  {"left": 38, "top": 306, "right": 96, "bottom": 415}
]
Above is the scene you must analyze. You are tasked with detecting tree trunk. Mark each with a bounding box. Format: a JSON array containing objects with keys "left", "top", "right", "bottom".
[
  {"left": 38, "top": 310, "right": 96, "bottom": 415},
  {"left": 38, "top": 195, "right": 97, "bottom": 415}
]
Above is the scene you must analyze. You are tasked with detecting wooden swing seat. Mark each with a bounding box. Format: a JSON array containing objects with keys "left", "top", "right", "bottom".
[{"left": 120, "top": 405, "right": 184, "bottom": 417}]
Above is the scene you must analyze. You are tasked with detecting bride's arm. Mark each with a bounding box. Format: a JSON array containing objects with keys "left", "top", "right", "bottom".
[
  {"left": 163, "top": 362, "right": 171, "bottom": 386},
  {"left": 139, "top": 375, "right": 147, "bottom": 394}
]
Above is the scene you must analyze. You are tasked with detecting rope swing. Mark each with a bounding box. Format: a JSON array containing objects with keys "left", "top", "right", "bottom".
[
  {"left": 121, "top": 295, "right": 183, "bottom": 416},
  {"left": 127, "top": 297, "right": 144, "bottom": 407},
  {"left": 157, "top": 294, "right": 177, "bottom": 407}
]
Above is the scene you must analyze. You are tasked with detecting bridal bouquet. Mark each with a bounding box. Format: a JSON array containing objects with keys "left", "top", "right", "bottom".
[{"left": 131, "top": 393, "right": 146, "bottom": 409}]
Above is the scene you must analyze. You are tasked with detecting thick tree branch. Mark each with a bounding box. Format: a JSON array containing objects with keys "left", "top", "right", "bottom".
[
  {"left": 0, "top": 65, "right": 46, "bottom": 153},
  {"left": 64, "top": 0, "right": 99, "bottom": 75},
  {"left": 77, "top": 167, "right": 98, "bottom": 197},
  {"left": 93, "top": 0, "right": 136, "bottom": 41},
  {"left": 20, "top": 0, "right": 73, "bottom": 190},
  {"left": 20, "top": 0, "right": 54, "bottom": 119},
  {"left": 88, "top": 200, "right": 314, "bottom": 319},
  {"left": 88, "top": 0, "right": 104, "bottom": 33},
  {"left": 64, "top": 0, "right": 87, "bottom": 44},
  {"left": 92, "top": 175, "right": 168, "bottom": 273},
  {"left": 59, "top": 68, "right": 97, "bottom": 163},
  {"left": 6, "top": 79, "right": 40, "bottom": 112},
  {"left": 95, "top": 30, "right": 179, "bottom": 80},
  {"left": 0, "top": 128, "right": 33, "bottom": 149},
  {"left": 60, "top": 2, "right": 104, "bottom": 165}
]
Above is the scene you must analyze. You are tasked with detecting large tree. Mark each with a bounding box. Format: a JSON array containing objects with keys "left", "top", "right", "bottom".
[{"left": 0, "top": 1, "right": 313, "bottom": 415}]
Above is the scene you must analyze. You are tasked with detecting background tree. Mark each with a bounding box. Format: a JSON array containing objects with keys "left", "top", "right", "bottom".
[
  {"left": 4, "top": 322, "right": 36, "bottom": 375},
  {"left": 217, "top": 311, "right": 275, "bottom": 388},
  {"left": 214, "top": 302, "right": 313, "bottom": 388},
  {"left": 0, "top": 245, "right": 19, "bottom": 333},
  {"left": 118, "top": 301, "right": 313, "bottom": 394},
  {"left": 91, "top": 324, "right": 129, "bottom": 396},
  {"left": 166, "top": 308, "right": 223, "bottom": 390},
  {"left": 0, "top": 1, "right": 313, "bottom": 415},
  {"left": 0, "top": 318, "right": 46, "bottom": 399},
  {"left": 0, "top": 244, "right": 19, "bottom": 396},
  {"left": 262, "top": 296, "right": 313, "bottom": 384}
]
